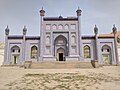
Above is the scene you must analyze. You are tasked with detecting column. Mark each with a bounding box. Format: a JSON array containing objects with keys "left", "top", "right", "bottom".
[
  {"left": 39, "top": 7, "right": 45, "bottom": 61},
  {"left": 22, "top": 26, "right": 27, "bottom": 64},
  {"left": 112, "top": 25, "right": 119, "bottom": 65},
  {"left": 76, "top": 7, "right": 82, "bottom": 60},
  {"left": 94, "top": 25, "right": 99, "bottom": 61},
  {"left": 4, "top": 25, "right": 9, "bottom": 65}
]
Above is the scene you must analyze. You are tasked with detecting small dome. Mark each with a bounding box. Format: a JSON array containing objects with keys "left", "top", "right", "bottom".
[{"left": 59, "top": 15, "right": 63, "bottom": 18}]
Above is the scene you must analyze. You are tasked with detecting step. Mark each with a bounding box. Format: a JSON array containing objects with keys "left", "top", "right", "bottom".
[{"left": 27, "top": 61, "right": 99, "bottom": 69}]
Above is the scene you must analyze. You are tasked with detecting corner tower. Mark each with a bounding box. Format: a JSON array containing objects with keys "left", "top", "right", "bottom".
[
  {"left": 39, "top": 7, "right": 45, "bottom": 60},
  {"left": 76, "top": 7, "right": 82, "bottom": 59}
]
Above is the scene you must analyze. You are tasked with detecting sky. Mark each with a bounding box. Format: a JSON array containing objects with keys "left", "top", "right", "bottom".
[{"left": 0, "top": 0, "right": 120, "bottom": 42}]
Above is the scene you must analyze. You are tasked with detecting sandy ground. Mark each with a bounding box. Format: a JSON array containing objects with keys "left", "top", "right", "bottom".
[
  {"left": 0, "top": 43, "right": 120, "bottom": 90},
  {"left": 0, "top": 49, "right": 4, "bottom": 65},
  {"left": 0, "top": 66, "right": 120, "bottom": 90}
]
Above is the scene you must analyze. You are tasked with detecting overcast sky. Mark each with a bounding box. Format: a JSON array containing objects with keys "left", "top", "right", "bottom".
[{"left": 0, "top": 0, "right": 120, "bottom": 42}]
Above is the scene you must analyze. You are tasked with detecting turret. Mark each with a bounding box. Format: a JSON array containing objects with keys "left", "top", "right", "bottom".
[
  {"left": 76, "top": 7, "right": 82, "bottom": 59},
  {"left": 40, "top": 7, "right": 45, "bottom": 16},
  {"left": 39, "top": 7, "right": 45, "bottom": 60},
  {"left": 4, "top": 25, "right": 10, "bottom": 65},
  {"left": 112, "top": 24, "right": 119, "bottom": 65},
  {"left": 76, "top": 7, "right": 82, "bottom": 17},
  {"left": 94, "top": 25, "right": 99, "bottom": 65},
  {"left": 22, "top": 26, "right": 27, "bottom": 64}
]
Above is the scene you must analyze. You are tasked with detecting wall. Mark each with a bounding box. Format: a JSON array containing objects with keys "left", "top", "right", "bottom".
[{"left": 0, "top": 43, "right": 4, "bottom": 65}]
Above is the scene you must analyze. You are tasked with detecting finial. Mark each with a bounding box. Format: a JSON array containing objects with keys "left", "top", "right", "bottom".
[
  {"left": 94, "top": 25, "right": 98, "bottom": 35},
  {"left": 113, "top": 24, "right": 116, "bottom": 28},
  {"left": 95, "top": 25, "right": 96, "bottom": 27},
  {"left": 76, "top": 7, "right": 82, "bottom": 16},
  {"left": 5, "top": 25, "right": 10, "bottom": 35},
  {"left": 113, "top": 24, "right": 117, "bottom": 34},
  {"left": 42, "top": 7, "right": 43, "bottom": 10},
  {"left": 78, "top": 7, "right": 80, "bottom": 10},
  {"left": 23, "top": 25, "right": 27, "bottom": 35},
  {"left": 24, "top": 25, "right": 26, "bottom": 29}
]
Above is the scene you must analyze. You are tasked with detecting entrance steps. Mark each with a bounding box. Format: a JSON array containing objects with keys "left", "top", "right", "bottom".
[{"left": 25, "top": 61, "right": 99, "bottom": 69}]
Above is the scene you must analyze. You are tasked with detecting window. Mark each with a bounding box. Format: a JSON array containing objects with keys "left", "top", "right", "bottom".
[
  {"left": 71, "top": 24, "right": 76, "bottom": 30},
  {"left": 31, "top": 46, "right": 38, "bottom": 59},
  {"left": 46, "top": 36, "right": 50, "bottom": 44},
  {"left": 64, "top": 24, "right": 69, "bottom": 30},
  {"left": 84, "top": 45, "right": 91, "bottom": 58},
  {"left": 71, "top": 35, "right": 76, "bottom": 43},
  {"left": 58, "top": 24, "right": 63, "bottom": 29},
  {"left": 46, "top": 24, "right": 51, "bottom": 30},
  {"left": 52, "top": 24, "right": 57, "bottom": 30}
]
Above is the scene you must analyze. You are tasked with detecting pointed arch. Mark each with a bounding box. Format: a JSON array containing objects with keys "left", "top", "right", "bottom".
[
  {"left": 84, "top": 45, "right": 91, "bottom": 58},
  {"left": 11, "top": 45, "right": 20, "bottom": 64},
  {"left": 64, "top": 24, "right": 69, "bottom": 30},
  {"left": 102, "top": 45, "right": 112, "bottom": 64},
  {"left": 58, "top": 24, "right": 63, "bottom": 30},
  {"left": 31, "top": 46, "right": 38, "bottom": 59},
  {"left": 52, "top": 24, "right": 57, "bottom": 30}
]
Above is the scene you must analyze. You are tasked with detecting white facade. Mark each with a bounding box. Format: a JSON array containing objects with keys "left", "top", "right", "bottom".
[{"left": 3, "top": 8, "right": 119, "bottom": 65}]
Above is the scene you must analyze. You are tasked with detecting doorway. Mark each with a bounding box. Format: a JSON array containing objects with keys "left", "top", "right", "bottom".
[
  {"left": 102, "top": 45, "right": 111, "bottom": 65},
  {"left": 59, "top": 53, "right": 64, "bottom": 61},
  {"left": 12, "top": 55, "right": 20, "bottom": 64}
]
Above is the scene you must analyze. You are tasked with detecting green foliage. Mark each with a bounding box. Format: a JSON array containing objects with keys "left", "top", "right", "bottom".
[{"left": 117, "top": 37, "right": 120, "bottom": 43}]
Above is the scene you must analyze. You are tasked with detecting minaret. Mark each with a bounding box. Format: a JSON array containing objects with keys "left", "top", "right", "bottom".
[
  {"left": 22, "top": 26, "right": 27, "bottom": 64},
  {"left": 4, "top": 25, "right": 10, "bottom": 65},
  {"left": 94, "top": 25, "right": 99, "bottom": 62},
  {"left": 39, "top": 7, "right": 45, "bottom": 61},
  {"left": 112, "top": 24, "right": 119, "bottom": 65},
  {"left": 76, "top": 7, "right": 82, "bottom": 60}
]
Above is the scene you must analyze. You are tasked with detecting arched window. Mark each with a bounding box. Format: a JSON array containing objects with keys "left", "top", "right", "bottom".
[
  {"left": 84, "top": 45, "right": 91, "bottom": 58},
  {"left": 11, "top": 46, "right": 20, "bottom": 53},
  {"left": 64, "top": 24, "right": 69, "bottom": 30},
  {"left": 58, "top": 24, "right": 63, "bottom": 30},
  {"left": 71, "top": 35, "right": 76, "bottom": 43},
  {"left": 31, "top": 46, "right": 38, "bottom": 59},
  {"left": 46, "top": 36, "right": 50, "bottom": 44},
  {"left": 52, "top": 24, "right": 57, "bottom": 30},
  {"left": 11, "top": 46, "right": 20, "bottom": 64}
]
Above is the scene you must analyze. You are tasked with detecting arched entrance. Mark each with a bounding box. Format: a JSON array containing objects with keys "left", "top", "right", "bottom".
[
  {"left": 102, "top": 45, "right": 112, "bottom": 65},
  {"left": 54, "top": 35, "right": 68, "bottom": 61},
  {"left": 11, "top": 46, "right": 20, "bottom": 64},
  {"left": 57, "top": 48, "right": 65, "bottom": 61}
]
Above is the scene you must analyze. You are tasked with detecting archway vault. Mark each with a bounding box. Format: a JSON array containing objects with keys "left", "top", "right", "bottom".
[
  {"left": 54, "top": 35, "right": 68, "bottom": 61},
  {"left": 102, "top": 45, "right": 112, "bottom": 65}
]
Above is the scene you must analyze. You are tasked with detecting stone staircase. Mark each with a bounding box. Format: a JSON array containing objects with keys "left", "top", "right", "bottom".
[{"left": 25, "top": 61, "right": 99, "bottom": 69}]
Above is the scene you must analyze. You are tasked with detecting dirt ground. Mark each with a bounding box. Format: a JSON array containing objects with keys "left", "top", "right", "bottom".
[{"left": 0, "top": 66, "right": 120, "bottom": 90}]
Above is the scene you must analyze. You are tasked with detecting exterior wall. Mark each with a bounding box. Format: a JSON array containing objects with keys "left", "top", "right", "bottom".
[
  {"left": 4, "top": 38, "right": 39, "bottom": 65},
  {"left": 98, "top": 38, "right": 116, "bottom": 65},
  {"left": 25, "top": 40, "right": 39, "bottom": 62},
  {"left": 5, "top": 39, "right": 23, "bottom": 64},
  {"left": 4, "top": 35, "right": 118, "bottom": 65},
  {"left": 118, "top": 44, "right": 120, "bottom": 63},
  {"left": 41, "top": 20, "right": 80, "bottom": 61},
  {"left": 82, "top": 39, "right": 96, "bottom": 61}
]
